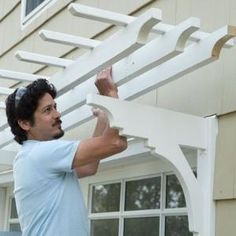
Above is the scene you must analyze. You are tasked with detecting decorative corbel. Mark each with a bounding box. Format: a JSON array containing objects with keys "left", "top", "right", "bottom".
[{"left": 86, "top": 94, "right": 216, "bottom": 235}]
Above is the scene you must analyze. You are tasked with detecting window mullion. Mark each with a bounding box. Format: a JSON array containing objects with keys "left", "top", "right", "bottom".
[
  {"left": 162, "top": 208, "right": 188, "bottom": 216},
  {"left": 119, "top": 179, "right": 125, "bottom": 236},
  {"left": 8, "top": 219, "right": 19, "bottom": 224},
  {"left": 89, "top": 212, "right": 120, "bottom": 220},
  {"left": 159, "top": 172, "right": 166, "bottom": 236}
]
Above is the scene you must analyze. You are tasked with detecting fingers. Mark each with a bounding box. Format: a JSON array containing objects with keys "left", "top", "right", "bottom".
[
  {"left": 92, "top": 107, "right": 106, "bottom": 118},
  {"left": 97, "top": 66, "right": 112, "bottom": 78},
  {"left": 92, "top": 107, "right": 100, "bottom": 116},
  {"left": 95, "top": 66, "right": 118, "bottom": 97}
]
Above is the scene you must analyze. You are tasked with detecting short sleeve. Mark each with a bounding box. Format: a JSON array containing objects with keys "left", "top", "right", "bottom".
[{"left": 31, "top": 140, "right": 79, "bottom": 174}]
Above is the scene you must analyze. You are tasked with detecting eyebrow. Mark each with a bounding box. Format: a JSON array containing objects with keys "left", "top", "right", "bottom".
[{"left": 41, "top": 103, "right": 57, "bottom": 112}]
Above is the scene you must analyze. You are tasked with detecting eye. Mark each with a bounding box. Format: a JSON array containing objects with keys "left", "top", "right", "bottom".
[{"left": 44, "top": 107, "right": 52, "bottom": 113}]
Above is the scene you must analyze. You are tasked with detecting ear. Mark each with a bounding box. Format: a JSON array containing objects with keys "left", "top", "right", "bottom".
[{"left": 17, "top": 120, "right": 32, "bottom": 132}]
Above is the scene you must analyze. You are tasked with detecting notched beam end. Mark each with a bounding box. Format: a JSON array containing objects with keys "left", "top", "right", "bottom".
[
  {"left": 15, "top": 50, "right": 24, "bottom": 61},
  {"left": 212, "top": 25, "right": 236, "bottom": 58},
  {"left": 39, "top": 30, "right": 48, "bottom": 41},
  {"left": 175, "top": 17, "right": 200, "bottom": 51},
  {"left": 135, "top": 8, "right": 162, "bottom": 44},
  {"left": 68, "top": 3, "right": 81, "bottom": 17}
]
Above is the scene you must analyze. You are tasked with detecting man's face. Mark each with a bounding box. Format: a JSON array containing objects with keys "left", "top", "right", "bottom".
[{"left": 26, "top": 93, "right": 64, "bottom": 141}]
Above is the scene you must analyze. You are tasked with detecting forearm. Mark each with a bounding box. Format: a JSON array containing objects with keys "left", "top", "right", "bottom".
[
  {"left": 76, "top": 110, "right": 109, "bottom": 178},
  {"left": 93, "top": 112, "right": 109, "bottom": 137}
]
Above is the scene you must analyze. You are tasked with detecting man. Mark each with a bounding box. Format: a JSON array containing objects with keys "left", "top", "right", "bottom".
[{"left": 5, "top": 67, "right": 127, "bottom": 236}]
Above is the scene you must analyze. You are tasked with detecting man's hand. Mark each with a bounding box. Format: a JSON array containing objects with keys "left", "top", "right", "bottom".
[
  {"left": 92, "top": 107, "right": 108, "bottom": 130},
  {"left": 95, "top": 66, "right": 118, "bottom": 98}
]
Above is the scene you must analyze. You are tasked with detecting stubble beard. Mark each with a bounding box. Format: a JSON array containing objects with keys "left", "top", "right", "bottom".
[
  {"left": 53, "top": 129, "right": 64, "bottom": 139},
  {"left": 52, "top": 119, "right": 64, "bottom": 139}
]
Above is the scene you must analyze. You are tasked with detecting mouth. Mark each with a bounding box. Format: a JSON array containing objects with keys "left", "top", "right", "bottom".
[{"left": 53, "top": 120, "right": 62, "bottom": 127}]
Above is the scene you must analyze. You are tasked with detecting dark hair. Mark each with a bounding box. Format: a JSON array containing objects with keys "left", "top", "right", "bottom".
[{"left": 5, "top": 79, "right": 57, "bottom": 145}]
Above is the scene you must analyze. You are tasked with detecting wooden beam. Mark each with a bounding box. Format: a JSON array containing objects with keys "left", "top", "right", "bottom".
[
  {"left": 0, "top": 102, "right": 5, "bottom": 110},
  {"left": 69, "top": 3, "right": 234, "bottom": 48},
  {"left": 0, "top": 69, "right": 49, "bottom": 82},
  {"left": 39, "top": 30, "right": 101, "bottom": 49},
  {"left": 0, "top": 87, "right": 14, "bottom": 95},
  {"left": 0, "top": 122, "right": 8, "bottom": 131},
  {"left": 15, "top": 51, "right": 74, "bottom": 68},
  {"left": 0, "top": 150, "right": 15, "bottom": 166},
  {"left": 0, "top": 127, "right": 13, "bottom": 149},
  {"left": 68, "top": 3, "right": 134, "bottom": 26}
]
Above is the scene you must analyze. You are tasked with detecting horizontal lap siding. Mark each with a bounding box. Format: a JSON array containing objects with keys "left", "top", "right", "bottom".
[{"left": 214, "top": 112, "right": 236, "bottom": 236}]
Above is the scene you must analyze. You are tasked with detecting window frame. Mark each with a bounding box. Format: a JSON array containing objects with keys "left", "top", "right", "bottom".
[
  {"left": 8, "top": 197, "right": 21, "bottom": 232},
  {"left": 21, "top": 0, "right": 57, "bottom": 29},
  {"left": 88, "top": 172, "right": 191, "bottom": 236},
  {"left": 4, "top": 187, "right": 21, "bottom": 232}
]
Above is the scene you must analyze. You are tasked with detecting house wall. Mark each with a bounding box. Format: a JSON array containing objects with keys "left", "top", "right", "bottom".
[
  {"left": 213, "top": 112, "right": 236, "bottom": 236},
  {"left": 155, "top": 0, "right": 236, "bottom": 117},
  {"left": 0, "top": 0, "right": 236, "bottom": 234},
  {"left": 215, "top": 200, "right": 236, "bottom": 236}
]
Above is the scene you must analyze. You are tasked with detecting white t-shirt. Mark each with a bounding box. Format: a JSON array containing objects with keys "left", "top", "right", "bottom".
[{"left": 13, "top": 139, "right": 89, "bottom": 236}]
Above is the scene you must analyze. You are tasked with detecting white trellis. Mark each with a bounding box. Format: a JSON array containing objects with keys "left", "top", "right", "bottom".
[{"left": 0, "top": 3, "right": 235, "bottom": 235}]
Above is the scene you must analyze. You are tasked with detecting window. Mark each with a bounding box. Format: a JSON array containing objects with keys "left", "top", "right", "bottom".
[
  {"left": 89, "top": 173, "right": 193, "bottom": 236},
  {"left": 21, "top": 0, "right": 56, "bottom": 27},
  {"left": 8, "top": 198, "right": 21, "bottom": 232},
  {"left": 25, "top": 0, "right": 46, "bottom": 16}
]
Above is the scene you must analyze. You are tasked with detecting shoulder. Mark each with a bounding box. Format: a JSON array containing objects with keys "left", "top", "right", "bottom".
[
  {"left": 23, "top": 139, "right": 78, "bottom": 148},
  {"left": 22, "top": 139, "right": 79, "bottom": 158}
]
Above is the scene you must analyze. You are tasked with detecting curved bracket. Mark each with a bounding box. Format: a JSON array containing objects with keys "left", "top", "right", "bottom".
[
  {"left": 174, "top": 17, "right": 200, "bottom": 51},
  {"left": 131, "top": 8, "right": 162, "bottom": 44},
  {"left": 211, "top": 25, "right": 236, "bottom": 57},
  {"left": 87, "top": 94, "right": 209, "bottom": 234}
]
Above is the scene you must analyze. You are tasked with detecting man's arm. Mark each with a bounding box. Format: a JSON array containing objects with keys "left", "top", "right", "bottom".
[
  {"left": 73, "top": 67, "right": 127, "bottom": 178},
  {"left": 74, "top": 108, "right": 109, "bottom": 177}
]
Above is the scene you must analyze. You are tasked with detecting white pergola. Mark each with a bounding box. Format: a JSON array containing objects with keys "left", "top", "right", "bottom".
[{"left": 0, "top": 3, "right": 235, "bottom": 235}]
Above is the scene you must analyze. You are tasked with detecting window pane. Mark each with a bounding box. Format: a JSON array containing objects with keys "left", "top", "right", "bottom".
[
  {"left": 26, "top": 0, "right": 46, "bottom": 16},
  {"left": 124, "top": 217, "right": 159, "bottom": 236},
  {"left": 166, "top": 175, "right": 186, "bottom": 208},
  {"left": 91, "top": 219, "right": 118, "bottom": 236},
  {"left": 91, "top": 183, "right": 121, "bottom": 213},
  {"left": 165, "top": 216, "right": 192, "bottom": 236},
  {"left": 125, "top": 177, "right": 161, "bottom": 210},
  {"left": 10, "top": 198, "right": 18, "bottom": 219},
  {"left": 9, "top": 223, "right": 21, "bottom": 232}
]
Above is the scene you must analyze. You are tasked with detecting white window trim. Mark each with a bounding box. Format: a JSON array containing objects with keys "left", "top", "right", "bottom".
[
  {"left": 3, "top": 187, "right": 12, "bottom": 230},
  {"left": 21, "top": 0, "right": 57, "bottom": 30},
  {"left": 8, "top": 196, "right": 20, "bottom": 231},
  {"left": 88, "top": 172, "right": 190, "bottom": 236},
  {"left": 3, "top": 187, "right": 20, "bottom": 231}
]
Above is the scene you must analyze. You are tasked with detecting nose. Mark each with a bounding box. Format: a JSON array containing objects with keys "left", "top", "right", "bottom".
[{"left": 53, "top": 109, "right": 61, "bottom": 119}]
